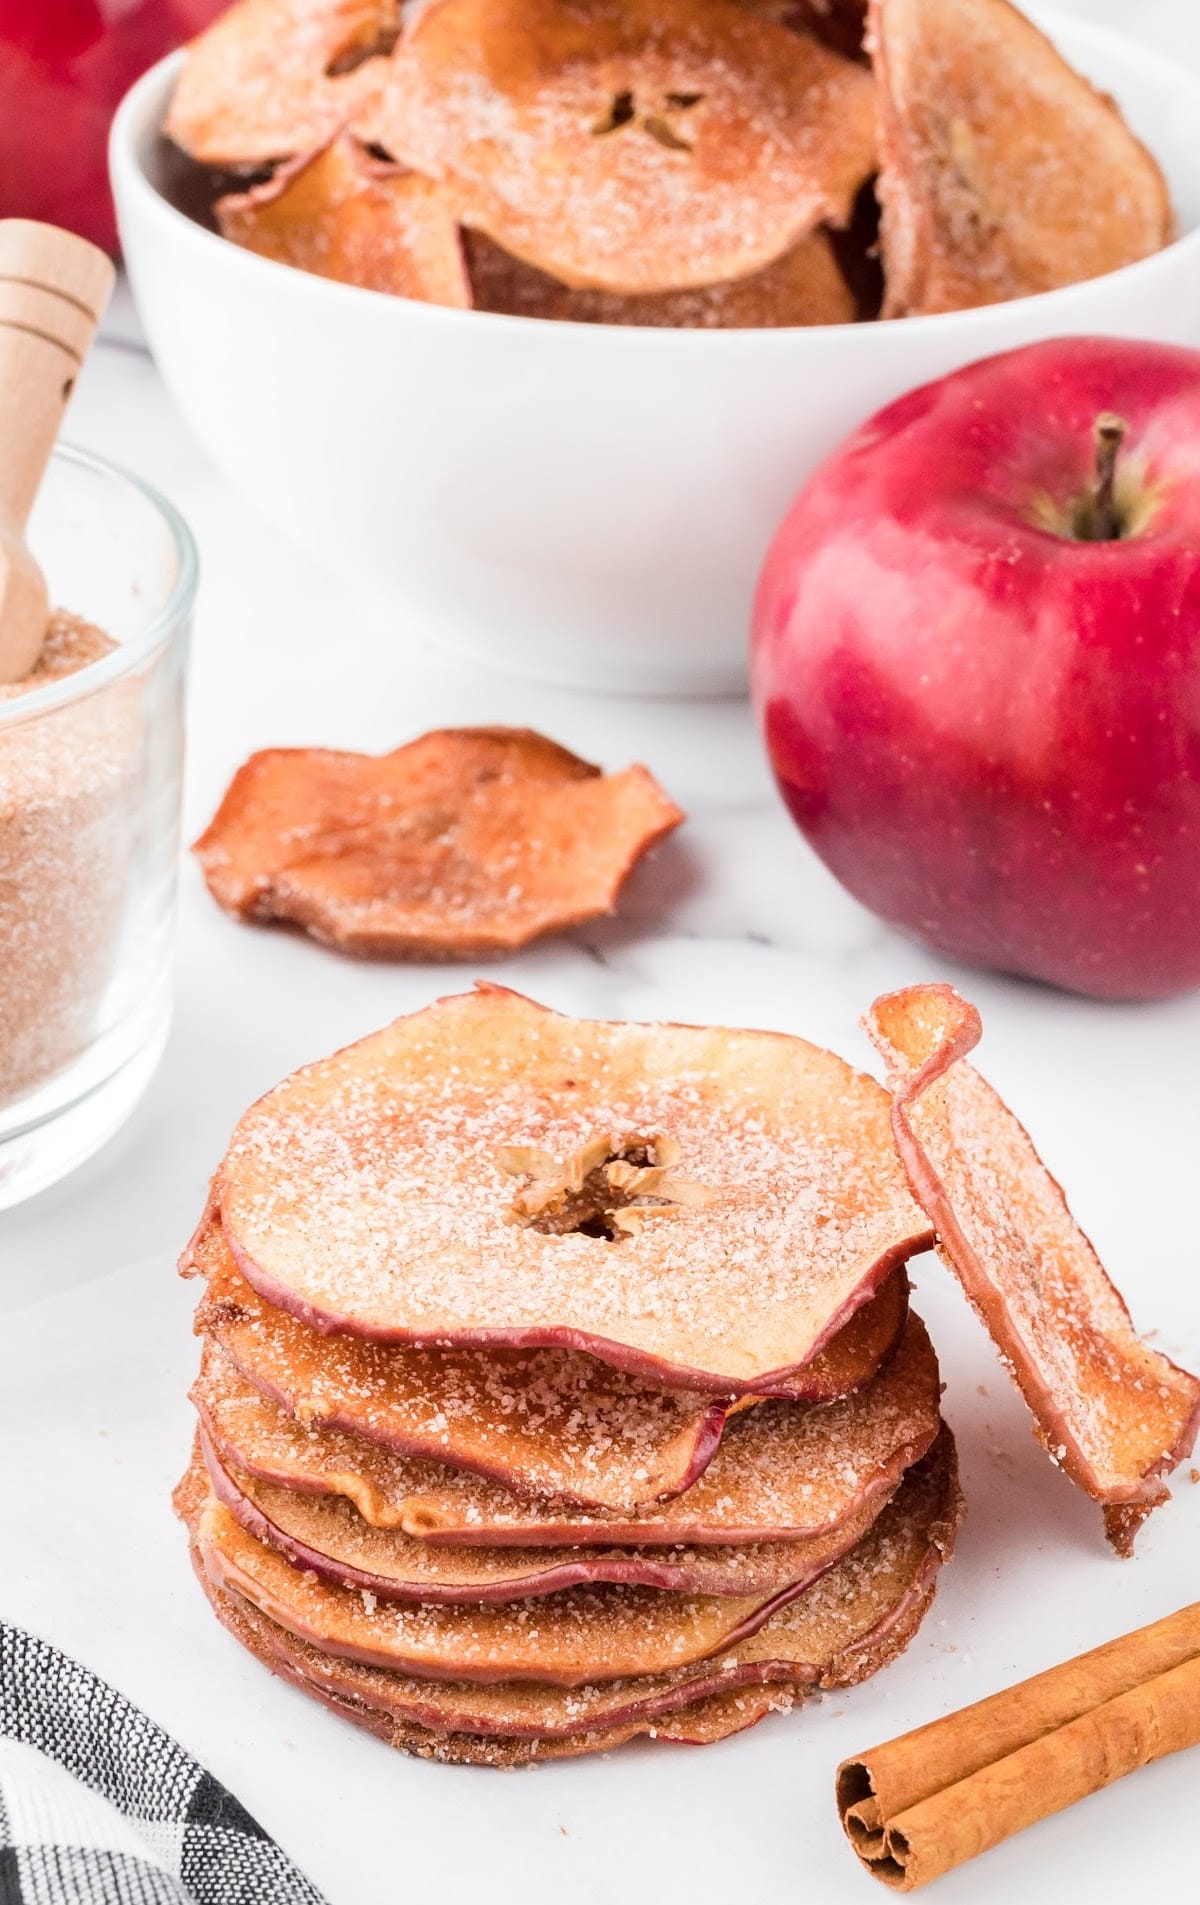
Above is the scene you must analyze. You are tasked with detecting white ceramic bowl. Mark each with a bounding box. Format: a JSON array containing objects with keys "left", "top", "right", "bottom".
[{"left": 112, "top": 14, "right": 1200, "bottom": 695}]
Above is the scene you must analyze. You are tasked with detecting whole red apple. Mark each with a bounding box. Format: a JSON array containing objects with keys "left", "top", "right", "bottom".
[
  {"left": 0, "top": 0, "right": 226, "bottom": 254},
  {"left": 751, "top": 336, "right": 1200, "bottom": 1002}
]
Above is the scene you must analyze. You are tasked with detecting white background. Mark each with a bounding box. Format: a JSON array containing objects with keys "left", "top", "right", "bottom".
[{"left": 2, "top": 5, "right": 1199, "bottom": 1902}]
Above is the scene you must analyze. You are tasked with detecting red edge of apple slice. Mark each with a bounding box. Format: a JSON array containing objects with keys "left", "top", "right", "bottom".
[
  {"left": 216, "top": 1219, "right": 923, "bottom": 1400},
  {"left": 180, "top": 1429, "right": 963, "bottom": 1745},
  {"left": 198, "top": 1428, "right": 881, "bottom": 1606},
  {"left": 862, "top": 983, "right": 1200, "bottom": 1556}
]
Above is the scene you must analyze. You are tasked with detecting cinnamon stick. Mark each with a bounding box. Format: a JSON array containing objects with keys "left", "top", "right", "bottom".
[{"left": 837, "top": 1602, "right": 1200, "bottom": 1890}]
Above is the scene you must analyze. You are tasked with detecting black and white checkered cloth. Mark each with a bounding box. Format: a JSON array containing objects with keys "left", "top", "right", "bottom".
[{"left": 0, "top": 1624, "right": 328, "bottom": 1904}]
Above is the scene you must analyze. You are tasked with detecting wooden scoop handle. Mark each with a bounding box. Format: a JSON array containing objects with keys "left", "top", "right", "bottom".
[{"left": 0, "top": 220, "right": 115, "bottom": 683}]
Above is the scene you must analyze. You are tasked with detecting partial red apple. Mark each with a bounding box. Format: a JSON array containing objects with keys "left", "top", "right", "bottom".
[
  {"left": 0, "top": 0, "right": 226, "bottom": 254},
  {"left": 751, "top": 336, "right": 1200, "bottom": 1002}
]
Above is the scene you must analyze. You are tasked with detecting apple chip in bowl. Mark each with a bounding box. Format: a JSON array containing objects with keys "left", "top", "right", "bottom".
[{"left": 160, "top": 0, "right": 1172, "bottom": 325}]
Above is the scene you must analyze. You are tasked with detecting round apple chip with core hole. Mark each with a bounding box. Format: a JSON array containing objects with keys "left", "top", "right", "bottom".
[
  {"left": 215, "top": 985, "right": 933, "bottom": 1389},
  {"left": 215, "top": 136, "right": 469, "bottom": 304},
  {"left": 165, "top": 0, "right": 402, "bottom": 167},
  {"left": 360, "top": 0, "right": 878, "bottom": 293}
]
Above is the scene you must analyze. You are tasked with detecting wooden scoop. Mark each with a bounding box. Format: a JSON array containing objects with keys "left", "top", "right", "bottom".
[{"left": 0, "top": 220, "right": 115, "bottom": 684}]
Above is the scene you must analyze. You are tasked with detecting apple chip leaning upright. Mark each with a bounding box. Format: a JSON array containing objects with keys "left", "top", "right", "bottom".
[
  {"left": 864, "top": 984, "right": 1200, "bottom": 1553},
  {"left": 868, "top": 0, "right": 1173, "bottom": 316},
  {"left": 218, "top": 987, "right": 933, "bottom": 1390},
  {"left": 360, "top": 0, "right": 878, "bottom": 293}
]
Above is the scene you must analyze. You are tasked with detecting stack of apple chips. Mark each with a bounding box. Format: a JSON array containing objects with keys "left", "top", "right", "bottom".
[{"left": 176, "top": 986, "right": 970, "bottom": 1763}]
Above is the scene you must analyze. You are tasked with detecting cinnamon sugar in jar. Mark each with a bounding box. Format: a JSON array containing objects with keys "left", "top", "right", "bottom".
[
  {"left": 0, "top": 610, "right": 136, "bottom": 1105},
  {"left": 0, "top": 446, "right": 195, "bottom": 1208}
]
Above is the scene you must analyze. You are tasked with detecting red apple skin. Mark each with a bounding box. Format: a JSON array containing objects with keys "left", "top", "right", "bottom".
[
  {"left": 0, "top": 1, "right": 225, "bottom": 255},
  {"left": 751, "top": 336, "right": 1200, "bottom": 1002}
]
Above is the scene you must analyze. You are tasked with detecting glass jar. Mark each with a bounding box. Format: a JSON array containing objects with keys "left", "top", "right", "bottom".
[{"left": 0, "top": 443, "right": 196, "bottom": 1208}]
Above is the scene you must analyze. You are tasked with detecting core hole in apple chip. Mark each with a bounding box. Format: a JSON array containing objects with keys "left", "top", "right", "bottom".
[
  {"left": 215, "top": 135, "right": 470, "bottom": 305},
  {"left": 359, "top": 0, "right": 878, "bottom": 293},
  {"left": 193, "top": 728, "right": 683, "bottom": 958},
  {"left": 863, "top": 984, "right": 1200, "bottom": 1553},
  {"left": 177, "top": 1431, "right": 961, "bottom": 1751},
  {"left": 868, "top": 0, "right": 1174, "bottom": 317},
  {"left": 215, "top": 985, "right": 933, "bottom": 1389},
  {"left": 165, "top": 0, "right": 402, "bottom": 168},
  {"left": 465, "top": 227, "right": 857, "bottom": 328},
  {"left": 192, "top": 1304, "right": 937, "bottom": 1550}
]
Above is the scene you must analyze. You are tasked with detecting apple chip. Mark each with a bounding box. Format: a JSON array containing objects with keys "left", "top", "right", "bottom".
[
  {"left": 193, "top": 1305, "right": 935, "bottom": 1546},
  {"left": 274, "top": 1679, "right": 797, "bottom": 1761},
  {"left": 189, "top": 1217, "right": 746, "bottom": 1509},
  {"left": 193, "top": 1218, "right": 911, "bottom": 1507},
  {"left": 864, "top": 985, "right": 1200, "bottom": 1553},
  {"left": 360, "top": 0, "right": 877, "bottom": 293},
  {"left": 166, "top": 0, "right": 400, "bottom": 167},
  {"left": 215, "top": 136, "right": 469, "bottom": 305},
  {"left": 198, "top": 1578, "right": 798, "bottom": 1759},
  {"left": 180, "top": 1433, "right": 962, "bottom": 1753},
  {"left": 465, "top": 228, "right": 856, "bottom": 328},
  {"left": 202, "top": 1431, "right": 890, "bottom": 1600},
  {"left": 869, "top": 0, "right": 1173, "bottom": 316},
  {"left": 195, "top": 1490, "right": 834, "bottom": 1685},
  {"left": 193, "top": 728, "right": 683, "bottom": 957},
  {"left": 217, "top": 986, "right": 933, "bottom": 1388}
]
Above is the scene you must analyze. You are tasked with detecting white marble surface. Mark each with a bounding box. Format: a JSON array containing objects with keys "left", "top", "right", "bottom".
[{"left": 3, "top": 6, "right": 1200, "bottom": 1900}]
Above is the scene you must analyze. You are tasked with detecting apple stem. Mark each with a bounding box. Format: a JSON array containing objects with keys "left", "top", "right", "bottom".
[{"left": 1090, "top": 412, "right": 1127, "bottom": 541}]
